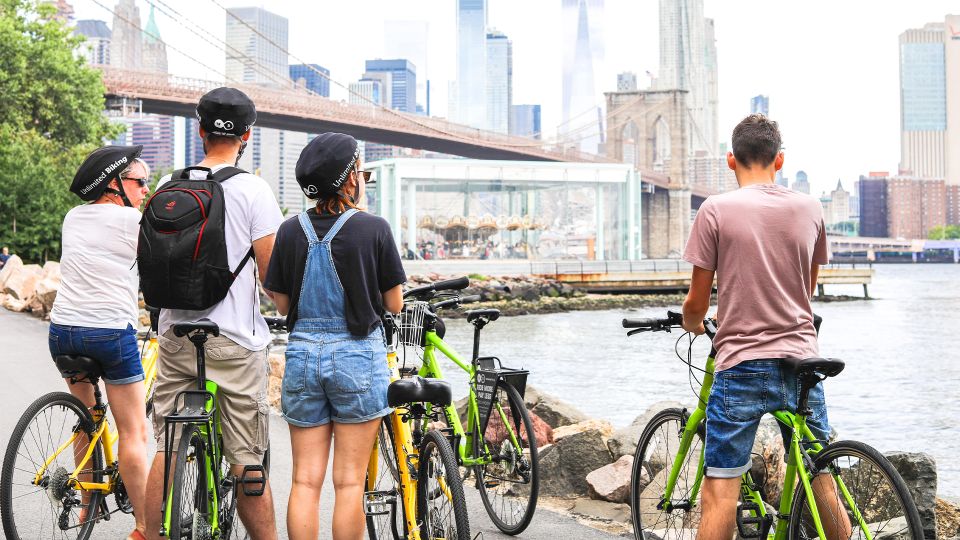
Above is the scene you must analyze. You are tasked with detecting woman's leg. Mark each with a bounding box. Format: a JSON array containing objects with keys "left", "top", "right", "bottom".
[
  {"left": 103, "top": 381, "right": 149, "bottom": 537},
  {"left": 64, "top": 379, "right": 97, "bottom": 521},
  {"left": 331, "top": 419, "right": 381, "bottom": 540},
  {"left": 288, "top": 424, "right": 333, "bottom": 540}
]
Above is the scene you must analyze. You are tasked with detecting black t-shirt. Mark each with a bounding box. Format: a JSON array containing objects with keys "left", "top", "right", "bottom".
[{"left": 264, "top": 209, "right": 406, "bottom": 336}]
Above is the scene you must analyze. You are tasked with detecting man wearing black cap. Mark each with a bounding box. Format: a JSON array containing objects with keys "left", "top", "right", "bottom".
[{"left": 145, "top": 87, "right": 281, "bottom": 540}]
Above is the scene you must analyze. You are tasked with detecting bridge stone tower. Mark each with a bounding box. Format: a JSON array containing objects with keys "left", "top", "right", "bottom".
[{"left": 605, "top": 89, "right": 692, "bottom": 259}]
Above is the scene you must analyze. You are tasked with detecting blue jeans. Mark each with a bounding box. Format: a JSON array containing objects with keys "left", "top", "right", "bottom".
[
  {"left": 48, "top": 323, "right": 143, "bottom": 385},
  {"left": 704, "top": 359, "right": 830, "bottom": 478}
]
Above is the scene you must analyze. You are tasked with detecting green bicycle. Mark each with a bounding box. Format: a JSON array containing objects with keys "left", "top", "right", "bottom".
[
  {"left": 158, "top": 320, "right": 270, "bottom": 539},
  {"left": 397, "top": 277, "right": 539, "bottom": 535},
  {"left": 622, "top": 311, "right": 923, "bottom": 539}
]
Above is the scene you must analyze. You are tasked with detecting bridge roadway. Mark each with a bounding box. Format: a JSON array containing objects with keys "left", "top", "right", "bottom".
[{"left": 0, "top": 309, "right": 622, "bottom": 539}]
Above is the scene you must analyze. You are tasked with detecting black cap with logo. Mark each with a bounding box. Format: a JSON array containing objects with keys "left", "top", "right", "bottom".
[
  {"left": 196, "top": 87, "right": 257, "bottom": 138},
  {"left": 295, "top": 133, "right": 359, "bottom": 199},
  {"left": 70, "top": 145, "right": 143, "bottom": 202}
]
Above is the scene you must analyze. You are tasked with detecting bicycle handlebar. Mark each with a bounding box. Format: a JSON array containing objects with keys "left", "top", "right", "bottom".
[
  {"left": 264, "top": 316, "right": 287, "bottom": 332},
  {"left": 403, "top": 276, "right": 470, "bottom": 299},
  {"left": 622, "top": 311, "right": 718, "bottom": 338},
  {"left": 431, "top": 295, "right": 481, "bottom": 311}
]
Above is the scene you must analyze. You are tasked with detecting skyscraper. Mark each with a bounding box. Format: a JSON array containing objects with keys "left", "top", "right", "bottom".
[
  {"left": 112, "top": 115, "right": 175, "bottom": 172},
  {"left": 454, "top": 0, "right": 487, "bottom": 128},
  {"left": 110, "top": 0, "right": 141, "bottom": 70},
  {"left": 751, "top": 95, "right": 769, "bottom": 117},
  {"left": 289, "top": 64, "right": 330, "bottom": 97},
  {"left": 349, "top": 79, "right": 386, "bottom": 107},
  {"left": 510, "top": 105, "right": 541, "bottom": 138},
  {"left": 365, "top": 59, "right": 417, "bottom": 113},
  {"left": 184, "top": 118, "right": 205, "bottom": 166},
  {"left": 141, "top": 5, "right": 167, "bottom": 73},
  {"left": 561, "top": 0, "right": 604, "bottom": 154},
  {"left": 899, "top": 22, "right": 946, "bottom": 180},
  {"left": 74, "top": 20, "right": 111, "bottom": 65},
  {"left": 486, "top": 30, "right": 512, "bottom": 134},
  {"left": 792, "top": 170, "right": 810, "bottom": 194},
  {"left": 225, "top": 7, "right": 288, "bottom": 85},
  {"left": 656, "top": 0, "right": 718, "bottom": 155}
]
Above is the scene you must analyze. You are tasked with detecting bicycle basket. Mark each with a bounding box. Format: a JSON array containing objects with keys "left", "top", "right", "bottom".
[
  {"left": 397, "top": 301, "right": 430, "bottom": 347},
  {"left": 475, "top": 356, "right": 529, "bottom": 435}
]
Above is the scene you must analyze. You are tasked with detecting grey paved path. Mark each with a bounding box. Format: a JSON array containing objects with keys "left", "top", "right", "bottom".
[{"left": 0, "top": 308, "right": 622, "bottom": 539}]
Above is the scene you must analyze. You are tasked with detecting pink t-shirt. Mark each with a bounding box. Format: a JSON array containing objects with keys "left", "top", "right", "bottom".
[{"left": 683, "top": 183, "right": 830, "bottom": 372}]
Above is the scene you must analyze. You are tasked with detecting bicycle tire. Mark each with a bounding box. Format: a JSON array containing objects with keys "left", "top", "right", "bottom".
[
  {"left": 222, "top": 445, "right": 271, "bottom": 540},
  {"left": 366, "top": 419, "right": 404, "bottom": 540},
  {"left": 631, "top": 407, "right": 704, "bottom": 538},
  {"left": 1, "top": 391, "right": 104, "bottom": 540},
  {"left": 787, "top": 439, "right": 924, "bottom": 540},
  {"left": 473, "top": 381, "right": 539, "bottom": 535},
  {"left": 417, "top": 429, "right": 470, "bottom": 540},
  {"left": 167, "top": 424, "right": 209, "bottom": 539}
]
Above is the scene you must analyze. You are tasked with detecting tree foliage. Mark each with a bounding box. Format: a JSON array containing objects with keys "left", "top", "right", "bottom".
[
  {"left": 0, "top": 0, "right": 120, "bottom": 262},
  {"left": 928, "top": 225, "right": 960, "bottom": 240}
]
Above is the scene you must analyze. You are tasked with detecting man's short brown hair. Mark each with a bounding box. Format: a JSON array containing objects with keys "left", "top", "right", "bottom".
[{"left": 731, "top": 114, "right": 782, "bottom": 168}]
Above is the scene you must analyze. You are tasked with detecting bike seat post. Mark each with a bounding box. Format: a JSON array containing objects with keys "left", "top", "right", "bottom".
[
  {"left": 189, "top": 331, "right": 209, "bottom": 391},
  {"left": 796, "top": 374, "right": 819, "bottom": 416},
  {"left": 471, "top": 320, "right": 486, "bottom": 363}
]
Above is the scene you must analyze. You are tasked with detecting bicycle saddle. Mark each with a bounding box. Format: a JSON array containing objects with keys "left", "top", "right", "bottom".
[
  {"left": 465, "top": 308, "right": 501, "bottom": 324},
  {"left": 387, "top": 376, "right": 452, "bottom": 407},
  {"left": 173, "top": 320, "right": 220, "bottom": 337},
  {"left": 54, "top": 355, "right": 104, "bottom": 380},
  {"left": 782, "top": 357, "right": 845, "bottom": 379}
]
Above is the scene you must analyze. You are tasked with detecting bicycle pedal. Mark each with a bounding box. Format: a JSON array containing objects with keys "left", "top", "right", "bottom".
[
  {"left": 364, "top": 492, "right": 395, "bottom": 516},
  {"left": 240, "top": 465, "right": 266, "bottom": 496}
]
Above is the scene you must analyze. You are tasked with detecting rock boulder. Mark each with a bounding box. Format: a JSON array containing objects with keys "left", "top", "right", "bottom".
[
  {"left": 607, "top": 401, "right": 686, "bottom": 459},
  {"left": 528, "top": 392, "right": 589, "bottom": 429},
  {"left": 537, "top": 427, "right": 613, "bottom": 497},
  {"left": 0, "top": 255, "right": 23, "bottom": 289},
  {"left": 586, "top": 454, "right": 634, "bottom": 503},
  {"left": 3, "top": 263, "right": 41, "bottom": 301},
  {"left": 34, "top": 278, "right": 60, "bottom": 313},
  {"left": 885, "top": 452, "right": 937, "bottom": 539}
]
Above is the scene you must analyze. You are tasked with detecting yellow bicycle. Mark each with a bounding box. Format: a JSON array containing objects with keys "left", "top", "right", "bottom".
[
  {"left": 364, "top": 314, "right": 470, "bottom": 540},
  {"left": 0, "top": 309, "right": 161, "bottom": 539}
]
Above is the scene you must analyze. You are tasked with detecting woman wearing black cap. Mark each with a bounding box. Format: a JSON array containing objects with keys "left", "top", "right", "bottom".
[
  {"left": 50, "top": 145, "right": 152, "bottom": 539},
  {"left": 264, "top": 133, "right": 406, "bottom": 540}
]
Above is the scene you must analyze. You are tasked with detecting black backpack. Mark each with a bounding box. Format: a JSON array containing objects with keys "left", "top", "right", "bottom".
[{"left": 138, "top": 166, "right": 254, "bottom": 310}]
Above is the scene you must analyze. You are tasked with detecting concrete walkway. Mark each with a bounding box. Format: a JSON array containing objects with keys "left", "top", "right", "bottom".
[{"left": 0, "top": 308, "right": 624, "bottom": 538}]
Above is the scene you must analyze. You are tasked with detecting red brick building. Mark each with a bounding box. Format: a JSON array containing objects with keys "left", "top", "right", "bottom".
[{"left": 886, "top": 177, "right": 946, "bottom": 239}]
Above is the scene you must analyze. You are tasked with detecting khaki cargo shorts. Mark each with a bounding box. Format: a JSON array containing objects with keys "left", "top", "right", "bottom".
[{"left": 151, "top": 330, "right": 270, "bottom": 466}]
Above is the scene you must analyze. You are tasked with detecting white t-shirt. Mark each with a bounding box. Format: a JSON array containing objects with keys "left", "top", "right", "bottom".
[
  {"left": 51, "top": 204, "right": 141, "bottom": 329},
  {"left": 157, "top": 166, "right": 283, "bottom": 351}
]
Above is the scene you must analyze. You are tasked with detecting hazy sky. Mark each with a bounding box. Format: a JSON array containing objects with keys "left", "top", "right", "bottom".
[{"left": 71, "top": 0, "right": 957, "bottom": 197}]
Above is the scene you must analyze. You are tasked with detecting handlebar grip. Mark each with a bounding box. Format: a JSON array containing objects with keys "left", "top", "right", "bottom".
[
  {"left": 459, "top": 295, "right": 481, "bottom": 304},
  {"left": 432, "top": 276, "right": 470, "bottom": 292},
  {"left": 622, "top": 318, "right": 659, "bottom": 329}
]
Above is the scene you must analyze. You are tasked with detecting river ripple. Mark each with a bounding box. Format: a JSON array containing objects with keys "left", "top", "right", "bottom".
[{"left": 432, "top": 264, "right": 960, "bottom": 495}]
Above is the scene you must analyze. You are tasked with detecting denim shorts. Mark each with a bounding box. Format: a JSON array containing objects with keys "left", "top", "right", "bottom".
[
  {"left": 281, "top": 325, "right": 391, "bottom": 427},
  {"left": 48, "top": 323, "right": 143, "bottom": 385},
  {"left": 705, "top": 359, "right": 830, "bottom": 478}
]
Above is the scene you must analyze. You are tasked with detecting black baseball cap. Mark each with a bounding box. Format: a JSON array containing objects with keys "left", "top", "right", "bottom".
[
  {"left": 196, "top": 87, "right": 257, "bottom": 138},
  {"left": 70, "top": 145, "right": 143, "bottom": 202},
  {"left": 295, "top": 133, "right": 360, "bottom": 199}
]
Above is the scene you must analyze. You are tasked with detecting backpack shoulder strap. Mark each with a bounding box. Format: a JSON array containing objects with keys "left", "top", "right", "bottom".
[{"left": 211, "top": 166, "right": 247, "bottom": 183}]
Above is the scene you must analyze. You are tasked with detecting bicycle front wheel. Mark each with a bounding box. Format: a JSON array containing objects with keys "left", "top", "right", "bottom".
[
  {"left": 631, "top": 407, "right": 704, "bottom": 539},
  {"left": 473, "top": 381, "right": 539, "bottom": 535},
  {"left": 167, "top": 424, "right": 210, "bottom": 539},
  {"left": 788, "top": 440, "right": 924, "bottom": 540},
  {"left": 366, "top": 419, "right": 404, "bottom": 540},
  {"left": 418, "top": 429, "right": 470, "bottom": 540},
  {"left": 1, "top": 392, "right": 104, "bottom": 540}
]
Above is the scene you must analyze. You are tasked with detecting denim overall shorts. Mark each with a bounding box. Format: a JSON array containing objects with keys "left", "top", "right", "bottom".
[{"left": 280, "top": 209, "right": 391, "bottom": 427}]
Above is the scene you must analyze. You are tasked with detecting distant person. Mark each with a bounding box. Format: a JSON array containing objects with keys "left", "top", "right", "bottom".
[
  {"left": 0, "top": 246, "right": 9, "bottom": 269},
  {"left": 680, "top": 114, "right": 848, "bottom": 539},
  {"left": 143, "top": 87, "right": 282, "bottom": 540},
  {"left": 264, "top": 133, "right": 405, "bottom": 540},
  {"left": 53, "top": 145, "right": 152, "bottom": 540},
  {"left": 404, "top": 243, "right": 415, "bottom": 260}
]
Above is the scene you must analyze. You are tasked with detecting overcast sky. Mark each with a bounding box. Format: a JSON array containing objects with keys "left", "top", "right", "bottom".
[{"left": 71, "top": 0, "right": 957, "bottom": 197}]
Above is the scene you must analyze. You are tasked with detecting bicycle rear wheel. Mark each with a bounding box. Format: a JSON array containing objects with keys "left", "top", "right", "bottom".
[
  {"left": 418, "top": 429, "right": 470, "bottom": 540},
  {"left": 167, "top": 424, "right": 210, "bottom": 539},
  {"left": 366, "top": 419, "right": 404, "bottom": 540},
  {"left": 631, "top": 408, "right": 704, "bottom": 539},
  {"left": 1, "top": 392, "right": 104, "bottom": 540},
  {"left": 473, "top": 381, "right": 539, "bottom": 535},
  {"left": 788, "top": 440, "right": 924, "bottom": 540}
]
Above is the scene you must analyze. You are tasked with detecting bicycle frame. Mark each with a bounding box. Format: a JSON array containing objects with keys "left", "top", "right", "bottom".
[
  {"left": 368, "top": 345, "right": 423, "bottom": 540},
  {"left": 657, "top": 354, "right": 871, "bottom": 539},
  {"left": 33, "top": 408, "right": 117, "bottom": 495}
]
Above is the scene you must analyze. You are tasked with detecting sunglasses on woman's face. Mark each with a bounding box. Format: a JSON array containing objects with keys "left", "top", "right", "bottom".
[
  {"left": 121, "top": 176, "right": 149, "bottom": 188},
  {"left": 354, "top": 165, "right": 374, "bottom": 185}
]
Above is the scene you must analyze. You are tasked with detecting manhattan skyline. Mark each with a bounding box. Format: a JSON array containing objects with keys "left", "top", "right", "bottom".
[{"left": 70, "top": 0, "right": 957, "bottom": 198}]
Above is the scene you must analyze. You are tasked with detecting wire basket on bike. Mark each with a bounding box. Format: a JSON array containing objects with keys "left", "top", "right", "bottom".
[{"left": 397, "top": 301, "right": 430, "bottom": 348}]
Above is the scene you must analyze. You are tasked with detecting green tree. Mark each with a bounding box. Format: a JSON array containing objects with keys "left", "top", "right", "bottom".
[
  {"left": 928, "top": 225, "right": 960, "bottom": 240},
  {"left": 0, "top": 0, "right": 120, "bottom": 262}
]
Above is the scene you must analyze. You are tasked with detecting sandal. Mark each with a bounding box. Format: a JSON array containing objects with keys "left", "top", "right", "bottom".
[{"left": 128, "top": 529, "right": 146, "bottom": 540}]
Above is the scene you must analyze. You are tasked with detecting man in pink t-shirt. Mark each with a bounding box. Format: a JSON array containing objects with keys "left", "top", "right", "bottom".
[{"left": 681, "top": 115, "right": 849, "bottom": 538}]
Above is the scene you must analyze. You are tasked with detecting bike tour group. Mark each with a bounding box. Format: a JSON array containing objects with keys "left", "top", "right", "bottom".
[{"left": 0, "top": 86, "right": 925, "bottom": 540}]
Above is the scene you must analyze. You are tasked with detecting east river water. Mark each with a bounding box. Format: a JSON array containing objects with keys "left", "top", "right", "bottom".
[{"left": 435, "top": 264, "right": 960, "bottom": 495}]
